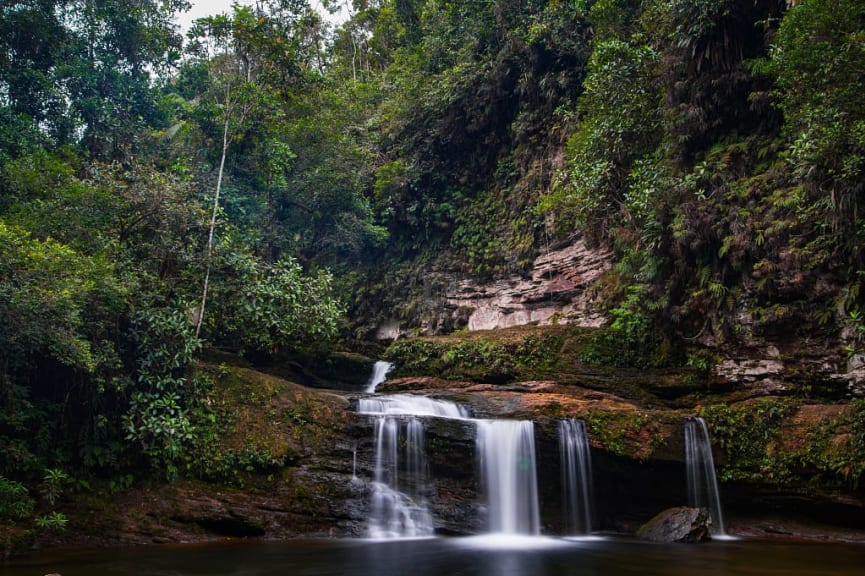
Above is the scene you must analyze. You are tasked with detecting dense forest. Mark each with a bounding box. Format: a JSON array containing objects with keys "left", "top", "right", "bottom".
[{"left": 1, "top": 0, "right": 864, "bottom": 538}]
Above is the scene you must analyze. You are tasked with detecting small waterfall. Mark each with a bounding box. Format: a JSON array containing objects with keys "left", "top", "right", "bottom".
[
  {"left": 559, "top": 419, "right": 594, "bottom": 534},
  {"left": 358, "top": 394, "right": 471, "bottom": 419},
  {"left": 365, "top": 361, "right": 393, "bottom": 393},
  {"left": 367, "top": 416, "right": 434, "bottom": 538},
  {"left": 359, "top": 394, "right": 468, "bottom": 539},
  {"left": 476, "top": 420, "right": 540, "bottom": 535},
  {"left": 685, "top": 417, "right": 726, "bottom": 535}
]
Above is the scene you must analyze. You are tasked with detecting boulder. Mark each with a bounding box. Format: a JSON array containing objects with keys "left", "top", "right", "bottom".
[{"left": 637, "top": 507, "right": 712, "bottom": 543}]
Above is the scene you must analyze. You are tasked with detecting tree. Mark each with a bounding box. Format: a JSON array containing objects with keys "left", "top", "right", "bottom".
[
  {"left": 186, "top": 7, "right": 282, "bottom": 337},
  {"left": 207, "top": 254, "right": 343, "bottom": 356}
]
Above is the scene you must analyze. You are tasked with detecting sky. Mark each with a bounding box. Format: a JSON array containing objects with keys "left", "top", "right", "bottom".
[{"left": 176, "top": 1, "right": 350, "bottom": 34}]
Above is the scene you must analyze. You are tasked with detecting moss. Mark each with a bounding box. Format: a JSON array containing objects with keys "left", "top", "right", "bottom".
[
  {"left": 699, "top": 398, "right": 865, "bottom": 493},
  {"left": 384, "top": 327, "right": 566, "bottom": 383},
  {"left": 575, "top": 325, "right": 682, "bottom": 370},
  {"left": 187, "top": 364, "right": 347, "bottom": 486},
  {"left": 700, "top": 399, "right": 799, "bottom": 485},
  {"left": 581, "top": 409, "right": 649, "bottom": 459},
  {"left": 790, "top": 401, "right": 865, "bottom": 490}
]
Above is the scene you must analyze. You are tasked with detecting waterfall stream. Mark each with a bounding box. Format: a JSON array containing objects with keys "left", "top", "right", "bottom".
[
  {"left": 559, "top": 419, "right": 594, "bottom": 535},
  {"left": 685, "top": 417, "right": 726, "bottom": 536},
  {"left": 357, "top": 364, "right": 562, "bottom": 539},
  {"left": 358, "top": 363, "right": 469, "bottom": 539},
  {"left": 357, "top": 395, "right": 470, "bottom": 419},
  {"left": 364, "top": 361, "right": 393, "bottom": 393},
  {"left": 476, "top": 420, "right": 540, "bottom": 535},
  {"left": 366, "top": 416, "right": 435, "bottom": 538}
]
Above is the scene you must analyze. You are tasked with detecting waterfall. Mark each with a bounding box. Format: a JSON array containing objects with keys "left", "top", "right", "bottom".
[
  {"left": 367, "top": 416, "right": 434, "bottom": 538},
  {"left": 357, "top": 394, "right": 471, "bottom": 419},
  {"left": 365, "top": 361, "right": 393, "bottom": 393},
  {"left": 476, "top": 420, "right": 540, "bottom": 535},
  {"left": 559, "top": 419, "right": 594, "bottom": 534},
  {"left": 685, "top": 417, "right": 726, "bottom": 536},
  {"left": 359, "top": 391, "right": 469, "bottom": 539}
]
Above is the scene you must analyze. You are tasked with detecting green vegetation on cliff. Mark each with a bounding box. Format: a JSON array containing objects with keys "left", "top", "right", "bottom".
[{"left": 540, "top": 0, "right": 865, "bottom": 351}]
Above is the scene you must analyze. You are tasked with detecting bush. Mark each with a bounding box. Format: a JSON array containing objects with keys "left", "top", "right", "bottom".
[
  {"left": 208, "top": 254, "right": 344, "bottom": 356},
  {"left": 0, "top": 476, "right": 34, "bottom": 521}
]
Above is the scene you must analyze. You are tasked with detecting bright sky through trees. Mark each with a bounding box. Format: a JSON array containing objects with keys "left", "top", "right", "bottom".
[{"left": 176, "top": 0, "right": 348, "bottom": 33}]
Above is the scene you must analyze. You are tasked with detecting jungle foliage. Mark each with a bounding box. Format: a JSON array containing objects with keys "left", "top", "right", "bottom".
[
  {"left": 540, "top": 0, "right": 865, "bottom": 359},
  {"left": 0, "top": 0, "right": 348, "bottom": 521},
  {"left": 1, "top": 0, "right": 864, "bottom": 531}
]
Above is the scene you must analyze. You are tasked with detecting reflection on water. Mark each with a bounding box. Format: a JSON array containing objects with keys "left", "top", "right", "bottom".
[{"left": 3, "top": 537, "right": 865, "bottom": 576}]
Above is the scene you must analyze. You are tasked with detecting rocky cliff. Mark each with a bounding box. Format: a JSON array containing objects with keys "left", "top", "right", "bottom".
[{"left": 376, "top": 237, "right": 613, "bottom": 339}]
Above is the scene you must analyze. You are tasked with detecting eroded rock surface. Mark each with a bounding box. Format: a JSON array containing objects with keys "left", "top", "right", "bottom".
[
  {"left": 445, "top": 239, "right": 611, "bottom": 331},
  {"left": 376, "top": 237, "right": 612, "bottom": 337}
]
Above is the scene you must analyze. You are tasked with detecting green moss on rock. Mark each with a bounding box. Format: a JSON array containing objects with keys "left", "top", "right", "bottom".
[
  {"left": 384, "top": 328, "right": 564, "bottom": 383},
  {"left": 701, "top": 398, "right": 865, "bottom": 494}
]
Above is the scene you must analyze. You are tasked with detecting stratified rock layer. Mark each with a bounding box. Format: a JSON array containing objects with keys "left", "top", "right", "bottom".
[
  {"left": 445, "top": 239, "right": 612, "bottom": 331},
  {"left": 376, "top": 237, "right": 612, "bottom": 338}
]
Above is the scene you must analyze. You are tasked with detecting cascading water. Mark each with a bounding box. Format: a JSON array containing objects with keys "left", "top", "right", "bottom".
[
  {"left": 359, "top": 362, "right": 470, "bottom": 538},
  {"left": 358, "top": 395, "right": 471, "bottom": 419},
  {"left": 366, "top": 416, "right": 434, "bottom": 538},
  {"left": 476, "top": 420, "right": 540, "bottom": 535},
  {"left": 684, "top": 417, "right": 726, "bottom": 536},
  {"left": 559, "top": 419, "right": 594, "bottom": 534},
  {"left": 364, "top": 361, "right": 392, "bottom": 393}
]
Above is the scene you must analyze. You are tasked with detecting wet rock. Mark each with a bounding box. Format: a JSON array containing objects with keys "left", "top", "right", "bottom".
[
  {"left": 637, "top": 507, "right": 712, "bottom": 543},
  {"left": 168, "top": 494, "right": 267, "bottom": 537}
]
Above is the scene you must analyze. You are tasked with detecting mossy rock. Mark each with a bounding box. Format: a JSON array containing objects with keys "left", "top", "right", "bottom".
[
  {"left": 700, "top": 399, "right": 865, "bottom": 494},
  {"left": 191, "top": 364, "right": 351, "bottom": 484},
  {"left": 255, "top": 350, "right": 376, "bottom": 391}
]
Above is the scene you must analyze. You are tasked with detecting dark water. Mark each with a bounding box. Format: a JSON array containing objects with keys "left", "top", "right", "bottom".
[{"left": 3, "top": 536, "right": 865, "bottom": 576}]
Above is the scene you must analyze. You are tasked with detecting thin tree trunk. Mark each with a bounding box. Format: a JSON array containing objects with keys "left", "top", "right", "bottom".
[{"left": 196, "top": 114, "right": 231, "bottom": 338}]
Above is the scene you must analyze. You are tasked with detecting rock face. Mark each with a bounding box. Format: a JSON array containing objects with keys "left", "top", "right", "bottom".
[
  {"left": 445, "top": 238, "right": 611, "bottom": 332},
  {"left": 636, "top": 507, "right": 713, "bottom": 543},
  {"left": 37, "top": 354, "right": 865, "bottom": 553},
  {"left": 710, "top": 341, "right": 862, "bottom": 399},
  {"left": 376, "top": 237, "right": 612, "bottom": 337}
]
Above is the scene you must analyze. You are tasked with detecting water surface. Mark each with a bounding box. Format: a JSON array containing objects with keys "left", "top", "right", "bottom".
[{"left": 3, "top": 537, "right": 864, "bottom": 576}]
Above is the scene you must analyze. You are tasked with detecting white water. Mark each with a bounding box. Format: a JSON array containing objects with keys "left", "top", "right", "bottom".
[
  {"left": 361, "top": 361, "right": 545, "bottom": 538},
  {"left": 365, "top": 361, "right": 393, "bottom": 393},
  {"left": 357, "top": 394, "right": 471, "bottom": 419},
  {"left": 476, "top": 420, "right": 540, "bottom": 535},
  {"left": 368, "top": 417, "right": 435, "bottom": 538},
  {"left": 559, "top": 419, "right": 594, "bottom": 534},
  {"left": 685, "top": 417, "right": 726, "bottom": 536},
  {"left": 361, "top": 362, "right": 469, "bottom": 539}
]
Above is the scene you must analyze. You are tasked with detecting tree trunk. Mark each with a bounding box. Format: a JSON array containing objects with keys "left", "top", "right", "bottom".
[{"left": 195, "top": 114, "right": 230, "bottom": 338}]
